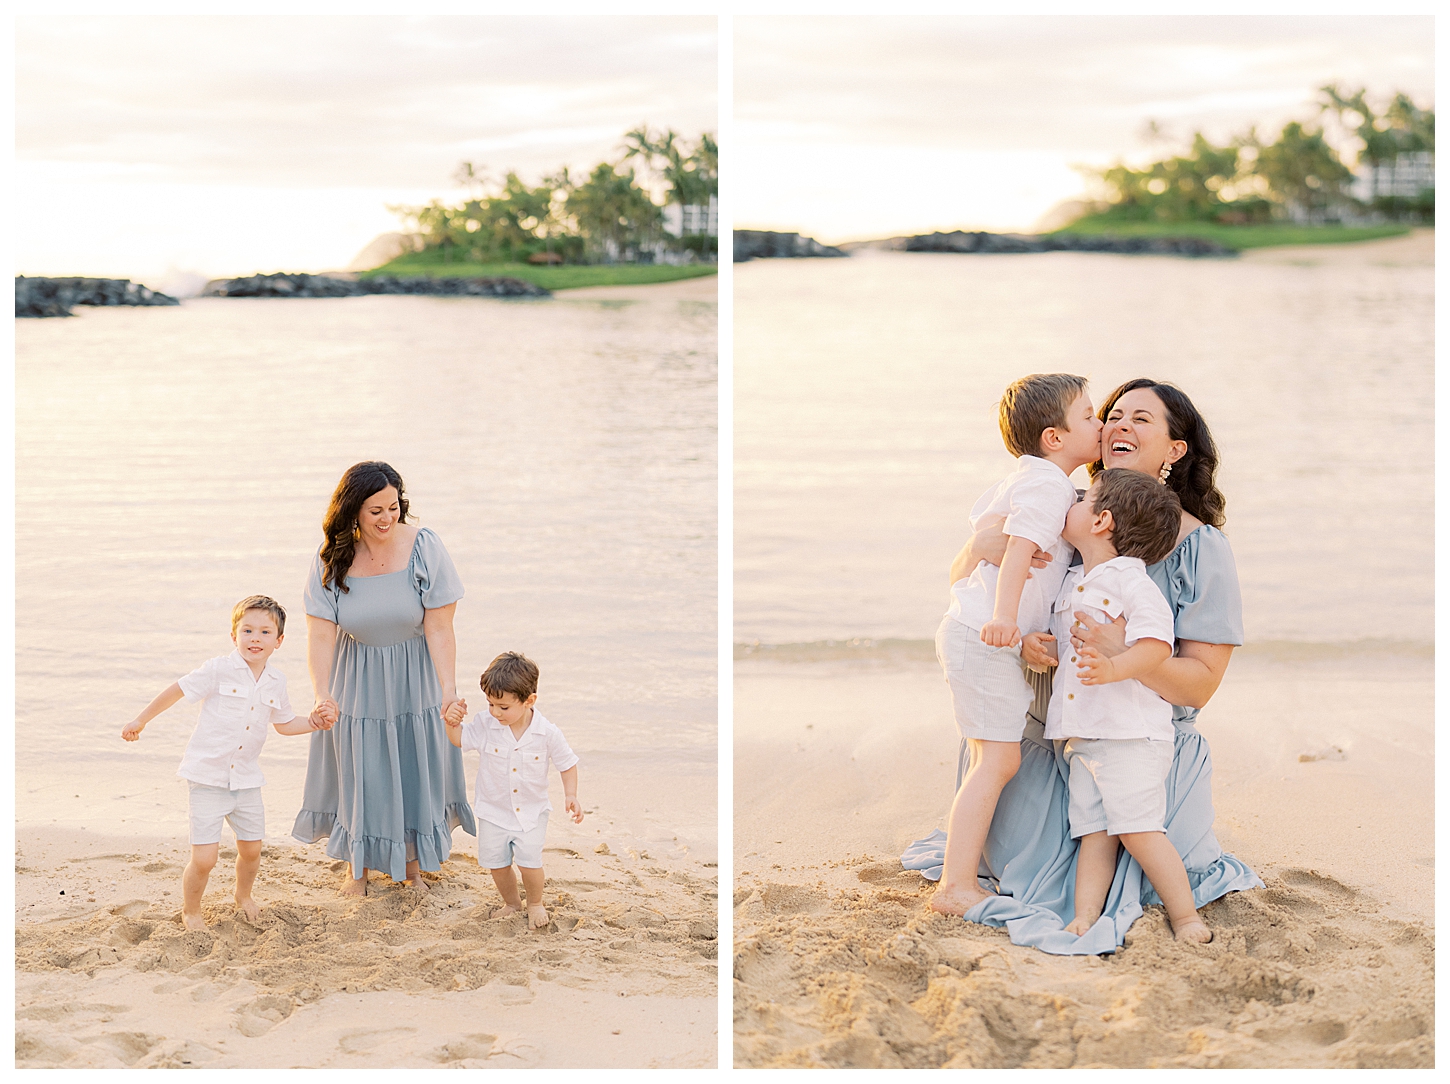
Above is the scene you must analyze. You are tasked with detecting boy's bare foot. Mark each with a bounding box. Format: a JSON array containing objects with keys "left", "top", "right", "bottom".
[
  {"left": 491, "top": 903, "right": 522, "bottom": 919},
  {"left": 182, "top": 912, "right": 208, "bottom": 931},
  {"left": 1065, "top": 913, "right": 1100, "bottom": 936},
  {"left": 235, "top": 896, "right": 261, "bottom": 922},
  {"left": 527, "top": 905, "right": 549, "bottom": 929},
  {"left": 341, "top": 877, "right": 367, "bottom": 898},
  {"left": 1172, "top": 917, "right": 1213, "bottom": 943},
  {"left": 929, "top": 881, "right": 993, "bottom": 917}
]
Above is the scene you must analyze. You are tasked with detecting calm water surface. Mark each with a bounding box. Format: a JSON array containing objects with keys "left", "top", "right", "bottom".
[
  {"left": 18, "top": 293, "right": 716, "bottom": 841},
  {"left": 736, "top": 248, "right": 1432, "bottom": 651}
]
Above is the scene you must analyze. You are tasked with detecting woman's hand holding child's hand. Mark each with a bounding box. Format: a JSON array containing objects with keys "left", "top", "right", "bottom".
[
  {"left": 308, "top": 698, "right": 339, "bottom": 731},
  {"left": 442, "top": 699, "right": 467, "bottom": 728},
  {"left": 121, "top": 719, "right": 145, "bottom": 742},
  {"left": 1021, "top": 632, "right": 1058, "bottom": 673},
  {"left": 979, "top": 616, "right": 1021, "bottom": 648}
]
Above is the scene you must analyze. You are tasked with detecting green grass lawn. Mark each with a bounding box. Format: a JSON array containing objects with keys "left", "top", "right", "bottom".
[
  {"left": 1052, "top": 216, "right": 1414, "bottom": 251},
  {"left": 362, "top": 257, "right": 718, "bottom": 290}
]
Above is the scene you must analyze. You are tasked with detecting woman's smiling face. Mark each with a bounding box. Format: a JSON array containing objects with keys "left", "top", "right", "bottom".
[
  {"left": 357, "top": 485, "right": 401, "bottom": 543},
  {"left": 1101, "top": 388, "right": 1186, "bottom": 477}
]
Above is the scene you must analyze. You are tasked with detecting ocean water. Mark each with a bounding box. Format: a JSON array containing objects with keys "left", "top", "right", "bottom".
[
  {"left": 735, "top": 246, "right": 1432, "bottom": 654},
  {"left": 17, "top": 292, "right": 716, "bottom": 847}
]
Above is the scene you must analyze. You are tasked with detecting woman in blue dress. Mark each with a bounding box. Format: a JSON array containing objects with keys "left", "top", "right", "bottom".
[
  {"left": 902, "top": 379, "right": 1262, "bottom": 955},
  {"left": 292, "top": 461, "right": 476, "bottom": 894}
]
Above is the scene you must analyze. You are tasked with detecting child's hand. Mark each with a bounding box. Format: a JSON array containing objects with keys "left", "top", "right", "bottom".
[
  {"left": 564, "top": 796, "right": 583, "bottom": 823},
  {"left": 980, "top": 616, "right": 1021, "bottom": 648},
  {"left": 1021, "top": 632, "right": 1058, "bottom": 674},
  {"left": 121, "top": 719, "right": 145, "bottom": 742},
  {"left": 1076, "top": 644, "right": 1119, "bottom": 685},
  {"left": 443, "top": 699, "right": 467, "bottom": 727}
]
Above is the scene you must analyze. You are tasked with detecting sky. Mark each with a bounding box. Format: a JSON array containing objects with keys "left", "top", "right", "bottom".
[
  {"left": 15, "top": 15, "right": 717, "bottom": 287},
  {"left": 735, "top": 15, "right": 1434, "bottom": 243}
]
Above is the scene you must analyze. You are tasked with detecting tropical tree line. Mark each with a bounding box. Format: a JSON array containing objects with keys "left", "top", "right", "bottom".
[
  {"left": 1088, "top": 86, "right": 1434, "bottom": 226},
  {"left": 391, "top": 127, "right": 718, "bottom": 265}
]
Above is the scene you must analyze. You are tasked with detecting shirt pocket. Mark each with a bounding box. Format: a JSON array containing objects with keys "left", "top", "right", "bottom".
[
  {"left": 519, "top": 740, "right": 550, "bottom": 787},
  {"left": 214, "top": 682, "right": 250, "bottom": 720}
]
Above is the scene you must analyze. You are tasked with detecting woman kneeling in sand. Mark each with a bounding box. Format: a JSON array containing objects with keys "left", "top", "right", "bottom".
[{"left": 904, "top": 379, "right": 1263, "bottom": 955}]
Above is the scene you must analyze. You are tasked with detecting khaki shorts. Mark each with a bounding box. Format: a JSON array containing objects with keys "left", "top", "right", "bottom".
[
  {"left": 187, "top": 782, "right": 265, "bottom": 845},
  {"left": 936, "top": 615, "right": 1033, "bottom": 742},
  {"left": 1063, "top": 737, "right": 1174, "bottom": 838}
]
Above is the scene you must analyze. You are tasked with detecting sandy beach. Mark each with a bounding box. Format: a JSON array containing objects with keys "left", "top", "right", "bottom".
[
  {"left": 17, "top": 815, "right": 717, "bottom": 1068},
  {"left": 554, "top": 273, "right": 718, "bottom": 302},
  {"left": 733, "top": 647, "right": 1433, "bottom": 1068}
]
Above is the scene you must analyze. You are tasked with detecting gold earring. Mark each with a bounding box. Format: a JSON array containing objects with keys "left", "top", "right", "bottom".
[{"left": 1159, "top": 461, "right": 1173, "bottom": 484}]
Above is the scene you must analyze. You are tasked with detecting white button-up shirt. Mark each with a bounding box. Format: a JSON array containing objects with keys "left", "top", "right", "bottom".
[
  {"left": 175, "top": 651, "right": 296, "bottom": 789},
  {"left": 947, "top": 455, "right": 1077, "bottom": 635},
  {"left": 461, "top": 708, "right": 579, "bottom": 832},
  {"left": 1045, "top": 557, "right": 1176, "bottom": 742}
]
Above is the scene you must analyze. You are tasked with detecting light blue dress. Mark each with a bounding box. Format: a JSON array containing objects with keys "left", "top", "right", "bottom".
[
  {"left": 291, "top": 527, "right": 477, "bottom": 880},
  {"left": 901, "top": 526, "right": 1263, "bottom": 955}
]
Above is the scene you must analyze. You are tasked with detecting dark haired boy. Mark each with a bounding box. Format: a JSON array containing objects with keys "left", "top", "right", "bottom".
[
  {"left": 443, "top": 651, "right": 581, "bottom": 929},
  {"left": 1037, "top": 468, "right": 1212, "bottom": 943},
  {"left": 120, "top": 595, "right": 333, "bottom": 928},
  {"left": 931, "top": 373, "right": 1103, "bottom": 917}
]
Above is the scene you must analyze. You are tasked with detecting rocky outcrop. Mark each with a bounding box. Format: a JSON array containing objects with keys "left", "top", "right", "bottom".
[
  {"left": 733, "top": 231, "right": 847, "bottom": 261},
  {"left": 903, "top": 230, "right": 1237, "bottom": 258},
  {"left": 15, "top": 276, "right": 180, "bottom": 318},
  {"left": 200, "top": 272, "right": 550, "bottom": 299}
]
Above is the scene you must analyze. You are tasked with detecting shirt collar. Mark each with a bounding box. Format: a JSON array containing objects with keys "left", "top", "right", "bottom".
[
  {"left": 1080, "top": 554, "right": 1147, "bottom": 583},
  {"left": 225, "top": 648, "right": 280, "bottom": 683},
  {"left": 484, "top": 707, "right": 547, "bottom": 738}
]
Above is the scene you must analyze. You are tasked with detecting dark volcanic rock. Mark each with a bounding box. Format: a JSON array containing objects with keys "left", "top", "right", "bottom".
[
  {"left": 16, "top": 276, "right": 180, "bottom": 318},
  {"left": 733, "top": 230, "right": 847, "bottom": 261},
  {"left": 201, "top": 272, "right": 550, "bottom": 299},
  {"left": 903, "top": 230, "right": 1237, "bottom": 258}
]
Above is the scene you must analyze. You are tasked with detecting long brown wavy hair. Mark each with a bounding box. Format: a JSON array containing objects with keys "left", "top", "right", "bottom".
[
  {"left": 319, "top": 461, "right": 410, "bottom": 593},
  {"left": 1089, "top": 379, "right": 1226, "bottom": 529}
]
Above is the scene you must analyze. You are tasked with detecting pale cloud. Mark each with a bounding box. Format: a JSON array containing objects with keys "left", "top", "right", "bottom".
[
  {"left": 16, "top": 14, "right": 717, "bottom": 280},
  {"left": 736, "top": 14, "right": 1432, "bottom": 240}
]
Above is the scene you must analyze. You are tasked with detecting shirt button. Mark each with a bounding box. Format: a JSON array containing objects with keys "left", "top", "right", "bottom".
[
  {"left": 1103, "top": 598, "right": 1110, "bottom": 605},
  {"left": 1076, "top": 586, "right": 1084, "bottom": 593},
  {"left": 513, "top": 768, "right": 517, "bottom": 772},
  {"left": 513, "top": 788, "right": 518, "bottom": 793},
  {"left": 1068, "top": 693, "right": 1075, "bottom": 700}
]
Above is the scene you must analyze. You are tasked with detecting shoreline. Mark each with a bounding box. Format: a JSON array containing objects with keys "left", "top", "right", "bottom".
[{"left": 733, "top": 651, "right": 1433, "bottom": 1067}]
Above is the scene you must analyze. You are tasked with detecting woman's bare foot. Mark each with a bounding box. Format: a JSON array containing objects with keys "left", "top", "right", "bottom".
[
  {"left": 1172, "top": 916, "right": 1213, "bottom": 943},
  {"left": 1065, "top": 912, "right": 1100, "bottom": 936},
  {"left": 407, "top": 874, "right": 431, "bottom": 893},
  {"left": 929, "top": 881, "right": 993, "bottom": 917},
  {"left": 182, "top": 912, "right": 208, "bottom": 931},
  {"left": 491, "top": 903, "right": 522, "bottom": 920},
  {"left": 527, "top": 905, "right": 549, "bottom": 929},
  {"left": 235, "top": 895, "right": 262, "bottom": 922},
  {"left": 341, "top": 876, "right": 367, "bottom": 897}
]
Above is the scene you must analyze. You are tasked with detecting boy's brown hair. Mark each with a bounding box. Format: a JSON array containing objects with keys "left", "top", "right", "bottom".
[
  {"left": 998, "top": 373, "right": 1090, "bottom": 458},
  {"left": 1091, "top": 469, "right": 1183, "bottom": 564},
  {"left": 232, "top": 595, "right": 286, "bottom": 636},
  {"left": 481, "top": 651, "right": 539, "bottom": 701}
]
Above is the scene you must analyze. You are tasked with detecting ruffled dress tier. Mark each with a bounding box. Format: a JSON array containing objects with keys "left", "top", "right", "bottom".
[
  {"left": 292, "top": 527, "right": 477, "bottom": 880},
  {"left": 902, "top": 525, "right": 1264, "bottom": 955}
]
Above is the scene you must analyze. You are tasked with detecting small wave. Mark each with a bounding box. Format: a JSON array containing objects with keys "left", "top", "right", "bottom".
[{"left": 735, "top": 637, "right": 1432, "bottom": 664}]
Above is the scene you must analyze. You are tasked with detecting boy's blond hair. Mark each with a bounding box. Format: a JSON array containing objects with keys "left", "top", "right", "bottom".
[
  {"left": 231, "top": 595, "right": 287, "bottom": 636},
  {"left": 998, "top": 373, "right": 1089, "bottom": 458}
]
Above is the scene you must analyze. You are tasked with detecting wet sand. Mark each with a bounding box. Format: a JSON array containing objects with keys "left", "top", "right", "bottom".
[
  {"left": 554, "top": 273, "right": 718, "bottom": 301},
  {"left": 733, "top": 650, "right": 1433, "bottom": 1068}
]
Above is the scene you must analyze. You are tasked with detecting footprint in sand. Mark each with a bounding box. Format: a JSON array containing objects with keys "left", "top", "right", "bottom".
[
  {"left": 337, "top": 1026, "right": 418, "bottom": 1054},
  {"left": 234, "top": 994, "right": 295, "bottom": 1037}
]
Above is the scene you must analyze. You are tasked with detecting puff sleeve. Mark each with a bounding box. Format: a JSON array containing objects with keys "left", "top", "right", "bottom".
[
  {"left": 411, "top": 527, "right": 465, "bottom": 609},
  {"left": 1147, "top": 526, "right": 1245, "bottom": 647},
  {"left": 303, "top": 551, "right": 340, "bottom": 622}
]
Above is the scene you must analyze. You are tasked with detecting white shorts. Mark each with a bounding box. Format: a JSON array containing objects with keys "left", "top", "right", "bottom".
[
  {"left": 187, "top": 782, "right": 265, "bottom": 845},
  {"left": 936, "top": 615, "right": 1033, "bottom": 742},
  {"left": 478, "top": 813, "right": 549, "bottom": 869},
  {"left": 1063, "top": 737, "right": 1174, "bottom": 839}
]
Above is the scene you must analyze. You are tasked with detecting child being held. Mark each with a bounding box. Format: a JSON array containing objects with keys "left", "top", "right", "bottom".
[
  {"left": 444, "top": 651, "right": 582, "bottom": 930},
  {"left": 121, "top": 596, "right": 334, "bottom": 929},
  {"left": 931, "top": 373, "right": 1103, "bottom": 917},
  {"left": 1035, "top": 468, "right": 1212, "bottom": 943}
]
